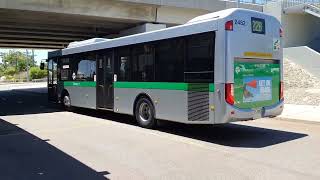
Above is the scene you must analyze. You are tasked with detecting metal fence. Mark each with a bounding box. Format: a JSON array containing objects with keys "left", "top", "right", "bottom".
[
  {"left": 224, "top": 0, "right": 276, "bottom": 5},
  {"left": 225, "top": 0, "right": 320, "bottom": 6},
  {"left": 281, "top": 0, "right": 320, "bottom": 8}
]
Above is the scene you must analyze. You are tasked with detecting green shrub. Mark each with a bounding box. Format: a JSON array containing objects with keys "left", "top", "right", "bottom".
[
  {"left": 4, "top": 67, "right": 16, "bottom": 76},
  {"left": 30, "top": 67, "right": 47, "bottom": 80}
]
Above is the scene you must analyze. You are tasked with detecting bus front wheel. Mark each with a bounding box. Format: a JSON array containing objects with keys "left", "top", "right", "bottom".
[
  {"left": 135, "top": 97, "right": 156, "bottom": 129},
  {"left": 62, "top": 94, "right": 73, "bottom": 111}
]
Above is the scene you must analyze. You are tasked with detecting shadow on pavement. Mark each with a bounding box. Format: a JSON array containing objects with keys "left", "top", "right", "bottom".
[
  {"left": 74, "top": 108, "right": 308, "bottom": 149},
  {"left": 157, "top": 122, "right": 308, "bottom": 148},
  {"left": 0, "top": 87, "right": 308, "bottom": 149},
  {"left": 0, "top": 88, "right": 62, "bottom": 116},
  {"left": 0, "top": 118, "right": 109, "bottom": 180}
]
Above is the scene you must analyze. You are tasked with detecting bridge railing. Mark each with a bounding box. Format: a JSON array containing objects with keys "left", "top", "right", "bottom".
[
  {"left": 223, "top": 0, "right": 320, "bottom": 7},
  {"left": 281, "top": 0, "right": 320, "bottom": 8},
  {"left": 222, "top": 0, "right": 276, "bottom": 5}
]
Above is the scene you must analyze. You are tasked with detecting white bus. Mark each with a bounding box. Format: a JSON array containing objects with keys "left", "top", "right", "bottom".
[{"left": 46, "top": 8, "right": 284, "bottom": 129}]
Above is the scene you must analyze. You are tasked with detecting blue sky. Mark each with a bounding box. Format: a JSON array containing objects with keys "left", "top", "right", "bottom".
[{"left": 0, "top": 48, "right": 48, "bottom": 65}]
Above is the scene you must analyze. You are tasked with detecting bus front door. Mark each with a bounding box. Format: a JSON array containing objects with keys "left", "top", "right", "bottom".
[
  {"left": 97, "top": 52, "right": 114, "bottom": 109},
  {"left": 48, "top": 58, "right": 58, "bottom": 102}
]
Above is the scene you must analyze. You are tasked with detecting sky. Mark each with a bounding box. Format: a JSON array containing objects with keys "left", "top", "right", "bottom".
[{"left": 0, "top": 48, "right": 49, "bottom": 65}]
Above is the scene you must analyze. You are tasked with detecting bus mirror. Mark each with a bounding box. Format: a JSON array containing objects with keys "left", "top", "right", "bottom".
[{"left": 40, "top": 62, "right": 45, "bottom": 70}]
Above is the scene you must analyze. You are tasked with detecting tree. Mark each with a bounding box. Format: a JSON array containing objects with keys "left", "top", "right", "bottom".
[
  {"left": 4, "top": 67, "right": 16, "bottom": 76},
  {"left": 2, "top": 50, "right": 33, "bottom": 72},
  {"left": 0, "top": 64, "right": 4, "bottom": 77}
]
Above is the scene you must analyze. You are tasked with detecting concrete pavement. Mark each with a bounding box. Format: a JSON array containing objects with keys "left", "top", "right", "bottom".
[
  {"left": 0, "top": 82, "right": 47, "bottom": 93},
  {"left": 277, "top": 104, "right": 320, "bottom": 124},
  {"left": 1, "top": 87, "right": 320, "bottom": 179}
]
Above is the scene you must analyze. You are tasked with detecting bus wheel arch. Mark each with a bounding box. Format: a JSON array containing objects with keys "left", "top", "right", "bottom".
[{"left": 133, "top": 93, "right": 157, "bottom": 129}]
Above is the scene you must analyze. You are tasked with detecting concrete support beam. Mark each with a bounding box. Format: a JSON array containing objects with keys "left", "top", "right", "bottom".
[
  {"left": 0, "top": 44, "right": 65, "bottom": 49},
  {"left": 0, "top": 34, "right": 84, "bottom": 41},
  {"left": 0, "top": 0, "right": 263, "bottom": 49},
  {"left": 118, "top": 0, "right": 263, "bottom": 12},
  {"left": 119, "top": 23, "right": 166, "bottom": 36},
  {"left": 156, "top": 6, "right": 210, "bottom": 24},
  {"left": 0, "top": 0, "right": 157, "bottom": 22}
]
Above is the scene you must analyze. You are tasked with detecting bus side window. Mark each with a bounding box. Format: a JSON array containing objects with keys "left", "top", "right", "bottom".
[
  {"left": 132, "top": 44, "right": 155, "bottom": 82},
  {"left": 155, "top": 38, "right": 184, "bottom": 82},
  {"left": 117, "top": 47, "right": 131, "bottom": 81},
  {"left": 120, "top": 56, "right": 130, "bottom": 81},
  {"left": 72, "top": 53, "right": 96, "bottom": 81},
  {"left": 185, "top": 32, "right": 215, "bottom": 83},
  {"left": 59, "top": 57, "right": 70, "bottom": 81}
]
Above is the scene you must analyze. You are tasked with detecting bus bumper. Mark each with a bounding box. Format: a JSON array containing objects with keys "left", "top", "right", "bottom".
[{"left": 225, "top": 99, "right": 284, "bottom": 122}]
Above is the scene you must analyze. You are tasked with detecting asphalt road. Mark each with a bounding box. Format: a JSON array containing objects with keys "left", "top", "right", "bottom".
[{"left": 0, "top": 87, "right": 320, "bottom": 180}]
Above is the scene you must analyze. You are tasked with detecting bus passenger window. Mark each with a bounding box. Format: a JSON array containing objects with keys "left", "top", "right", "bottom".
[
  {"left": 61, "top": 69, "right": 69, "bottom": 80},
  {"left": 71, "top": 53, "right": 96, "bottom": 81},
  {"left": 58, "top": 57, "right": 71, "bottom": 81},
  {"left": 155, "top": 39, "right": 184, "bottom": 82},
  {"left": 132, "top": 44, "right": 155, "bottom": 82},
  {"left": 185, "top": 32, "right": 214, "bottom": 83},
  {"left": 119, "top": 56, "right": 130, "bottom": 81}
]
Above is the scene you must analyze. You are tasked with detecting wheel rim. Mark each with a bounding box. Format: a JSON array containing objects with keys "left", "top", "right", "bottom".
[
  {"left": 138, "top": 102, "right": 151, "bottom": 122},
  {"left": 64, "top": 96, "right": 71, "bottom": 107}
]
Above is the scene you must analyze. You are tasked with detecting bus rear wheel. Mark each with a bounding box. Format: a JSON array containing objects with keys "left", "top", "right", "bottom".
[{"left": 135, "top": 97, "right": 156, "bottom": 129}]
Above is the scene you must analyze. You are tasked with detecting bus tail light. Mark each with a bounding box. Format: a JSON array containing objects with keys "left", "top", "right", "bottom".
[
  {"left": 280, "top": 28, "right": 283, "bottom": 37},
  {"left": 225, "top": 20, "right": 233, "bottom": 31},
  {"left": 280, "top": 81, "right": 284, "bottom": 100},
  {"left": 225, "top": 83, "right": 235, "bottom": 105}
]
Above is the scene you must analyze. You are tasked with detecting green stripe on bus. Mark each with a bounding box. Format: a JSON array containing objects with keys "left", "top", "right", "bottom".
[
  {"left": 114, "top": 82, "right": 188, "bottom": 90},
  {"left": 209, "top": 83, "right": 215, "bottom": 92},
  {"left": 64, "top": 81, "right": 96, "bottom": 87},
  {"left": 114, "top": 82, "right": 215, "bottom": 92}
]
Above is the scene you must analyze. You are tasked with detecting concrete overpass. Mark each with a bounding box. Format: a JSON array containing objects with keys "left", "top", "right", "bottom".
[
  {"left": 264, "top": 1, "right": 320, "bottom": 79},
  {"left": 264, "top": 1, "right": 320, "bottom": 48},
  {"left": 0, "top": 0, "right": 262, "bottom": 49}
]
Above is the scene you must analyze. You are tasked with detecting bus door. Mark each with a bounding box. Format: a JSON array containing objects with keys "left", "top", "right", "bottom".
[
  {"left": 97, "top": 51, "right": 114, "bottom": 109},
  {"left": 48, "top": 58, "right": 58, "bottom": 101}
]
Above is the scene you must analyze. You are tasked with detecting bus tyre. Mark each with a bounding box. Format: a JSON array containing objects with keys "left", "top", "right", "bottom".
[
  {"left": 62, "top": 95, "right": 73, "bottom": 111},
  {"left": 135, "top": 97, "right": 156, "bottom": 129}
]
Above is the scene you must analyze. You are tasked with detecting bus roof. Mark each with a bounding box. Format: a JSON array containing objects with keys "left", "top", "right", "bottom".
[{"left": 48, "top": 8, "right": 274, "bottom": 58}]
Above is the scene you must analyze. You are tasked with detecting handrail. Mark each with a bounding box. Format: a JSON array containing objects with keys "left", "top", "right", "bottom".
[
  {"left": 221, "top": 0, "right": 276, "bottom": 5},
  {"left": 221, "top": 0, "right": 320, "bottom": 7},
  {"left": 282, "top": 0, "right": 320, "bottom": 8}
]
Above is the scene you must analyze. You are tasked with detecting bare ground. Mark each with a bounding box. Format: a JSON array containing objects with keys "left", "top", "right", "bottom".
[{"left": 284, "top": 58, "right": 320, "bottom": 105}]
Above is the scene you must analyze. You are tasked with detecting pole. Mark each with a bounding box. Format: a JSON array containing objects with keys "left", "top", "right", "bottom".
[
  {"left": 26, "top": 49, "right": 30, "bottom": 82},
  {"left": 32, "top": 49, "right": 35, "bottom": 66}
]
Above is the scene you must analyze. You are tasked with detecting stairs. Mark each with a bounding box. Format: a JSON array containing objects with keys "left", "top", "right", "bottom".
[
  {"left": 282, "top": 0, "right": 320, "bottom": 18},
  {"left": 304, "top": 4, "right": 320, "bottom": 18}
]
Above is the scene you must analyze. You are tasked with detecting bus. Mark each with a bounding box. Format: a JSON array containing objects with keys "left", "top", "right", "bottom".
[{"left": 45, "top": 8, "right": 284, "bottom": 129}]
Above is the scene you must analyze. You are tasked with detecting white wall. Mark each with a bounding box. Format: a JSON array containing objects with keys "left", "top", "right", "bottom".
[
  {"left": 282, "top": 13, "right": 320, "bottom": 47},
  {"left": 263, "top": 2, "right": 282, "bottom": 21}
]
